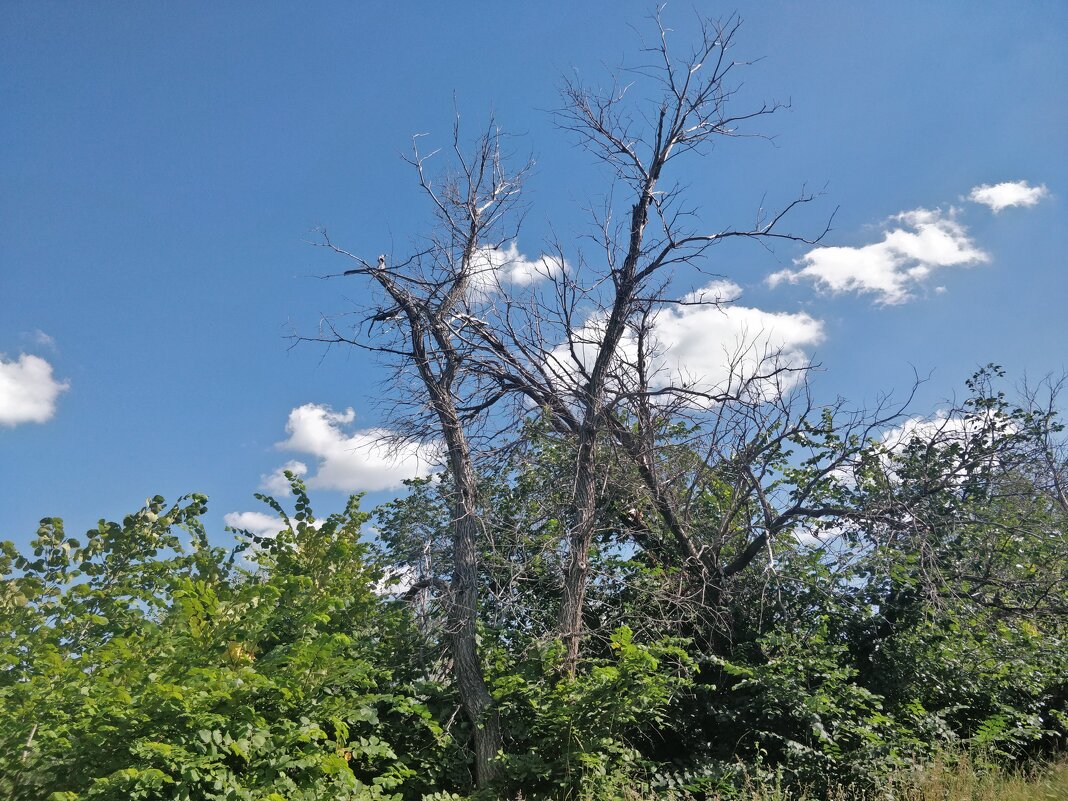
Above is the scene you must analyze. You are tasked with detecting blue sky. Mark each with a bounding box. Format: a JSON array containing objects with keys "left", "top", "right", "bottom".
[{"left": 2, "top": 2, "right": 1065, "bottom": 548}]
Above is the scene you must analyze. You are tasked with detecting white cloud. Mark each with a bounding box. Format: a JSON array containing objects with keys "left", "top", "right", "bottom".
[
  {"left": 259, "top": 460, "right": 309, "bottom": 496},
  {"left": 25, "top": 329, "right": 57, "bottom": 351},
  {"left": 0, "top": 353, "right": 70, "bottom": 426},
  {"left": 866, "top": 408, "right": 1015, "bottom": 489},
  {"left": 767, "top": 208, "right": 988, "bottom": 304},
  {"left": 468, "top": 242, "right": 566, "bottom": 298},
  {"left": 373, "top": 564, "right": 417, "bottom": 596},
  {"left": 880, "top": 410, "right": 969, "bottom": 452},
  {"left": 968, "top": 180, "right": 1049, "bottom": 212},
  {"left": 275, "top": 403, "right": 438, "bottom": 492},
  {"left": 556, "top": 280, "right": 824, "bottom": 399},
  {"left": 224, "top": 506, "right": 329, "bottom": 558},
  {"left": 879, "top": 408, "right": 1011, "bottom": 455},
  {"left": 653, "top": 284, "right": 824, "bottom": 392},
  {"left": 223, "top": 510, "right": 288, "bottom": 539}
]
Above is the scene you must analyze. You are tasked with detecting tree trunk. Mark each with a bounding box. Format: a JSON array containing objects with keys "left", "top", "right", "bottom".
[
  {"left": 448, "top": 506, "right": 502, "bottom": 786},
  {"left": 557, "top": 192, "right": 653, "bottom": 673},
  {"left": 558, "top": 432, "right": 597, "bottom": 674},
  {"left": 446, "top": 446, "right": 503, "bottom": 786}
]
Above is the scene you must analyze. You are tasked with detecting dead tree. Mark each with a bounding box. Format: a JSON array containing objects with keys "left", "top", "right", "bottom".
[
  {"left": 308, "top": 12, "right": 841, "bottom": 687},
  {"left": 445, "top": 12, "right": 834, "bottom": 673},
  {"left": 304, "top": 121, "right": 530, "bottom": 788}
]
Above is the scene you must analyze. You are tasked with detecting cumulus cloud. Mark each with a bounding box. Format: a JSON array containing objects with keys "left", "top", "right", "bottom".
[
  {"left": 767, "top": 208, "right": 988, "bottom": 305},
  {"left": 0, "top": 353, "right": 70, "bottom": 426},
  {"left": 968, "top": 180, "right": 1049, "bottom": 213},
  {"left": 879, "top": 411, "right": 971, "bottom": 452},
  {"left": 879, "top": 408, "right": 1012, "bottom": 456},
  {"left": 468, "top": 242, "right": 566, "bottom": 298},
  {"left": 259, "top": 460, "right": 309, "bottom": 496},
  {"left": 557, "top": 280, "right": 824, "bottom": 398},
  {"left": 864, "top": 408, "right": 1014, "bottom": 489},
  {"left": 275, "top": 404, "right": 438, "bottom": 493},
  {"left": 223, "top": 510, "right": 288, "bottom": 539}
]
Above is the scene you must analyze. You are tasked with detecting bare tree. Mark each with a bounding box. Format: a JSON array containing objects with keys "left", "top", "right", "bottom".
[
  {"left": 304, "top": 121, "right": 531, "bottom": 787},
  {"left": 306, "top": 10, "right": 843, "bottom": 747},
  {"left": 440, "top": 11, "right": 834, "bottom": 673},
  {"left": 1021, "top": 373, "right": 1068, "bottom": 516}
]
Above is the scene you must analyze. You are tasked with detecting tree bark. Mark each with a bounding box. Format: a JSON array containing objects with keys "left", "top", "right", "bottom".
[
  {"left": 447, "top": 458, "right": 503, "bottom": 787},
  {"left": 558, "top": 428, "right": 598, "bottom": 672},
  {"left": 557, "top": 190, "right": 653, "bottom": 674}
]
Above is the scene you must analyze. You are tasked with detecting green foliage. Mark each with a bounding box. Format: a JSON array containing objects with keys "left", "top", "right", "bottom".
[
  {"left": 693, "top": 625, "right": 906, "bottom": 793},
  {"left": 0, "top": 478, "right": 448, "bottom": 800},
  {"left": 489, "top": 627, "right": 694, "bottom": 799},
  {"left": 2, "top": 369, "right": 1066, "bottom": 799}
]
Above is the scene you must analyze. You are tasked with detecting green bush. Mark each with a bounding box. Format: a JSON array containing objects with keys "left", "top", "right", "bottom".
[{"left": 0, "top": 482, "right": 448, "bottom": 800}]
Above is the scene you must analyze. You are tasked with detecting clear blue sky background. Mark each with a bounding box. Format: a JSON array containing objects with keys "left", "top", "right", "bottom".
[{"left": 2, "top": 2, "right": 1065, "bottom": 548}]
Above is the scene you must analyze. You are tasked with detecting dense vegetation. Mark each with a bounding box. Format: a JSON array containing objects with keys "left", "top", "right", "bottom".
[{"left": 2, "top": 368, "right": 1065, "bottom": 800}]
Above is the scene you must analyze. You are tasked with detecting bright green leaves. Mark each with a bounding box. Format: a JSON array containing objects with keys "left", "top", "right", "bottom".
[
  {"left": 0, "top": 489, "right": 444, "bottom": 801},
  {"left": 489, "top": 627, "right": 694, "bottom": 798},
  {"left": 1, "top": 367, "right": 1065, "bottom": 799}
]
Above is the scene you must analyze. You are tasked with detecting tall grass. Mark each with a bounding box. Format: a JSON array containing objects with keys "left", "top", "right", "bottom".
[
  {"left": 499, "top": 757, "right": 1068, "bottom": 800},
  {"left": 890, "top": 756, "right": 1068, "bottom": 801},
  {"left": 696, "top": 756, "right": 1068, "bottom": 801}
]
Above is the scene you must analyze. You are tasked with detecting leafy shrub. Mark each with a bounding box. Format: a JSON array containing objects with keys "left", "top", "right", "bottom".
[
  {"left": 489, "top": 627, "right": 694, "bottom": 799},
  {"left": 0, "top": 481, "right": 449, "bottom": 800}
]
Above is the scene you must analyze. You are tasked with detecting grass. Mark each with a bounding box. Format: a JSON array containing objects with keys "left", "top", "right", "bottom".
[
  {"left": 893, "top": 756, "right": 1068, "bottom": 801},
  {"left": 703, "top": 756, "right": 1068, "bottom": 801},
  {"left": 501, "top": 756, "right": 1068, "bottom": 800}
]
